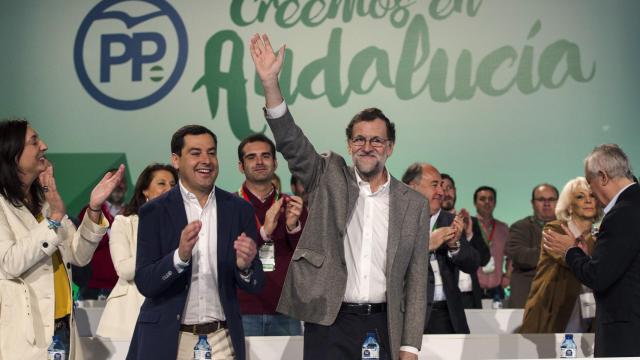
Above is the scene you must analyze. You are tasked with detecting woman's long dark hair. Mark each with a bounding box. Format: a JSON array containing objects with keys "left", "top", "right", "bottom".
[
  {"left": 0, "top": 119, "right": 44, "bottom": 215},
  {"left": 122, "top": 163, "right": 178, "bottom": 216}
]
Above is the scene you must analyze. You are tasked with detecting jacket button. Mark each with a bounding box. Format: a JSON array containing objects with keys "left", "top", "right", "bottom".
[
  {"left": 42, "top": 242, "right": 49, "bottom": 248},
  {"left": 177, "top": 314, "right": 181, "bottom": 321}
]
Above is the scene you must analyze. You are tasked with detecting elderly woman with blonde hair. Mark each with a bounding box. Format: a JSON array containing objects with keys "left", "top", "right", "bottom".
[{"left": 521, "top": 177, "right": 602, "bottom": 333}]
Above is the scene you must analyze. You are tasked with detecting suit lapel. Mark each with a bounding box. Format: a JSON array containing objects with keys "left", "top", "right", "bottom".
[
  {"left": 215, "top": 187, "right": 231, "bottom": 272},
  {"left": 386, "top": 178, "right": 410, "bottom": 275},
  {"left": 343, "top": 166, "right": 360, "bottom": 228},
  {"left": 166, "top": 186, "right": 188, "bottom": 249}
]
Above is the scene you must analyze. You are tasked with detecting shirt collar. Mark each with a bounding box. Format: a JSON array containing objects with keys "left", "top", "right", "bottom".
[
  {"left": 430, "top": 209, "right": 441, "bottom": 232},
  {"left": 354, "top": 168, "right": 391, "bottom": 196},
  {"left": 604, "top": 182, "right": 634, "bottom": 214},
  {"left": 179, "top": 180, "right": 215, "bottom": 205},
  {"left": 242, "top": 181, "right": 275, "bottom": 203}
]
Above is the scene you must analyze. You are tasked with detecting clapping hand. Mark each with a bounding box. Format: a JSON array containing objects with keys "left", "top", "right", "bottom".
[
  {"left": 264, "top": 198, "right": 284, "bottom": 238},
  {"left": 38, "top": 161, "right": 65, "bottom": 222},
  {"left": 235, "top": 232, "right": 258, "bottom": 271},
  {"left": 285, "top": 195, "right": 303, "bottom": 231}
]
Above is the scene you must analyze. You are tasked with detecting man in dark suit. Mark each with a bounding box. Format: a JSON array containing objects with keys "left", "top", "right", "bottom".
[
  {"left": 544, "top": 144, "right": 640, "bottom": 357},
  {"left": 251, "top": 34, "right": 429, "bottom": 360},
  {"left": 440, "top": 173, "right": 491, "bottom": 309},
  {"left": 127, "top": 125, "right": 264, "bottom": 360},
  {"left": 402, "top": 163, "right": 480, "bottom": 334}
]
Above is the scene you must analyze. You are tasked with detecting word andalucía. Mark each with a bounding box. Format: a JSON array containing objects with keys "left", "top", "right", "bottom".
[{"left": 193, "top": 0, "right": 595, "bottom": 139}]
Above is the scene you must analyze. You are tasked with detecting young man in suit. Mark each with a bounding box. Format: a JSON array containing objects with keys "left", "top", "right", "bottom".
[
  {"left": 127, "top": 125, "right": 264, "bottom": 360},
  {"left": 250, "top": 34, "right": 429, "bottom": 360},
  {"left": 544, "top": 144, "right": 640, "bottom": 357},
  {"left": 402, "top": 163, "right": 480, "bottom": 334}
]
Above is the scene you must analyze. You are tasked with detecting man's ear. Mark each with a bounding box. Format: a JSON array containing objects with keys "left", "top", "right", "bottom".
[
  {"left": 598, "top": 170, "right": 609, "bottom": 186},
  {"left": 238, "top": 160, "right": 245, "bottom": 174},
  {"left": 171, "top": 153, "right": 180, "bottom": 170}
]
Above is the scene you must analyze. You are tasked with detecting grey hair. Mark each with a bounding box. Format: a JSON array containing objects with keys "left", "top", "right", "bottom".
[
  {"left": 556, "top": 176, "right": 602, "bottom": 222},
  {"left": 402, "top": 163, "right": 424, "bottom": 185},
  {"left": 585, "top": 144, "right": 633, "bottom": 180}
]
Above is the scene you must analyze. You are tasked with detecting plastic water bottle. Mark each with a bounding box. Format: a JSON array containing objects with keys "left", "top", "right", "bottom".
[
  {"left": 47, "top": 335, "right": 66, "bottom": 360},
  {"left": 560, "top": 334, "right": 577, "bottom": 358},
  {"left": 193, "top": 335, "right": 212, "bottom": 360},
  {"left": 361, "top": 331, "right": 380, "bottom": 360},
  {"left": 491, "top": 293, "right": 503, "bottom": 309}
]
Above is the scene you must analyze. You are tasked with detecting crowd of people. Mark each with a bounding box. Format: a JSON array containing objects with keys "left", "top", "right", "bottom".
[{"left": 1, "top": 32, "right": 639, "bottom": 360}]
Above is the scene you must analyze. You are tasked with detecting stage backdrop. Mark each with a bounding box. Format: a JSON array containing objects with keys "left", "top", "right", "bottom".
[{"left": 2, "top": 0, "right": 639, "bottom": 223}]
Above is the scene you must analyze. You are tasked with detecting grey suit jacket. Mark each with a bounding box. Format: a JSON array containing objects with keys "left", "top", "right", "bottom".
[{"left": 268, "top": 109, "right": 429, "bottom": 358}]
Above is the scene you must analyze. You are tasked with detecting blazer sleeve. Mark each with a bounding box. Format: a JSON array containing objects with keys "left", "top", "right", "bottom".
[
  {"left": 507, "top": 220, "right": 541, "bottom": 270},
  {"left": 470, "top": 219, "right": 491, "bottom": 267},
  {"left": 266, "top": 109, "right": 327, "bottom": 194},
  {"left": 234, "top": 201, "right": 265, "bottom": 293},
  {"left": 449, "top": 234, "right": 481, "bottom": 274},
  {"left": 401, "top": 199, "right": 429, "bottom": 349},
  {"left": 566, "top": 205, "right": 640, "bottom": 292},
  {"left": 0, "top": 201, "right": 107, "bottom": 279},
  {"left": 109, "top": 215, "right": 136, "bottom": 281},
  {"left": 135, "top": 203, "right": 186, "bottom": 298}
]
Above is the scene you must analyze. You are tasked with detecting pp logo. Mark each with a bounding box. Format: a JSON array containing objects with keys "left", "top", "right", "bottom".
[{"left": 74, "top": 0, "right": 187, "bottom": 110}]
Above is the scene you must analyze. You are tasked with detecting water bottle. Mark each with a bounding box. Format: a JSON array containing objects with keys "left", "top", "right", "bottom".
[
  {"left": 47, "top": 335, "right": 66, "bottom": 360},
  {"left": 491, "top": 293, "right": 503, "bottom": 309},
  {"left": 361, "top": 331, "right": 380, "bottom": 360},
  {"left": 193, "top": 334, "right": 212, "bottom": 360},
  {"left": 560, "top": 334, "right": 577, "bottom": 358}
]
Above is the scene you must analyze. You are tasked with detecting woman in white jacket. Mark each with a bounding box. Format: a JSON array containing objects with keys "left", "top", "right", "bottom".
[
  {"left": 0, "top": 119, "right": 124, "bottom": 360},
  {"left": 96, "top": 163, "right": 177, "bottom": 340}
]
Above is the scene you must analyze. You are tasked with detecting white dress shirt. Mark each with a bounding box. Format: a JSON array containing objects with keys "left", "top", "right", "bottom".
[
  {"left": 173, "top": 181, "right": 225, "bottom": 324},
  {"left": 430, "top": 211, "right": 447, "bottom": 301},
  {"left": 343, "top": 169, "right": 390, "bottom": 303}
]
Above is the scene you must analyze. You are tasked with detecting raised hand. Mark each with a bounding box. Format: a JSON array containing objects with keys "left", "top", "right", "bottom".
[
  {"left": 249, "top": 33, "right": 285, "bottom": 84},
  {"left": 459, "top": 208, "right": 474, "bottom": 238},
  {"left": 38, "top": 161, "right": 66, "bottom": 221},
  {"left": 249, "top": 33, "right": 286, "bottom": 108},
  {"left": 89, "top": 164, "right": 126, "bottom": 210},
  {"left": 264, "top": 197, "right": 284, "bottom": 237},
  {"left": 285, "top": 195, "right": 303, "bottom": 231},
  {"left": 234, "top": 232, "right": 258, "bottom": 271},
  {"left": 178, "top": 220, "right": 202, "bottom": 262}
]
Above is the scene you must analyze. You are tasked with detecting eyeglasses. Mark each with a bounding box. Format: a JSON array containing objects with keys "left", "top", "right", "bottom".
[
  {"left": 350, "top": 136, "right": 389, "bottom": 148},
  {"left": 533, "top": 197, "right": 558, "bottom": 203}
]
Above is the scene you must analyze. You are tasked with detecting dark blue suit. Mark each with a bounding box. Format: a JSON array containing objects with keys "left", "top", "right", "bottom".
[{"left": 127, "top": 186, "right": 264, "bottom": 360}]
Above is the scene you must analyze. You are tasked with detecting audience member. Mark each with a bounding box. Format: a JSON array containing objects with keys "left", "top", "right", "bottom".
[
  {"left": 251, "top": 33, "right": 429, "bottom": 360},
  {"left": 402, "top": 163, "right": 479, "bottom": 334},
  {"left": 236, "top": 134, "right": 306, "bottom": 336},
  {"left": 544, "top": 144, "right": 640, "bottom": 357},
  {"left": 441, "top": 174, "right": 492, "bottom": 309},
  {"left": 0, "top": 119, "right": 124, "bottom": 360},
  {"left": 127, "top": 125, "right": 264, "bottom": 360},
  {"left": 473, "top": 186, "right": 511, "bottom": 302},
  {"left": 440, "top": 173, "right": 457, "bottom": 214},
  {"left": 522, "top": 177, "right": 599, "bottom": 333},
  {"left": 96, "top": 164, "right": 178, "bottom": 339},
  {"left": 506, "top": 183, "right": 558, "bottom": 308}
]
